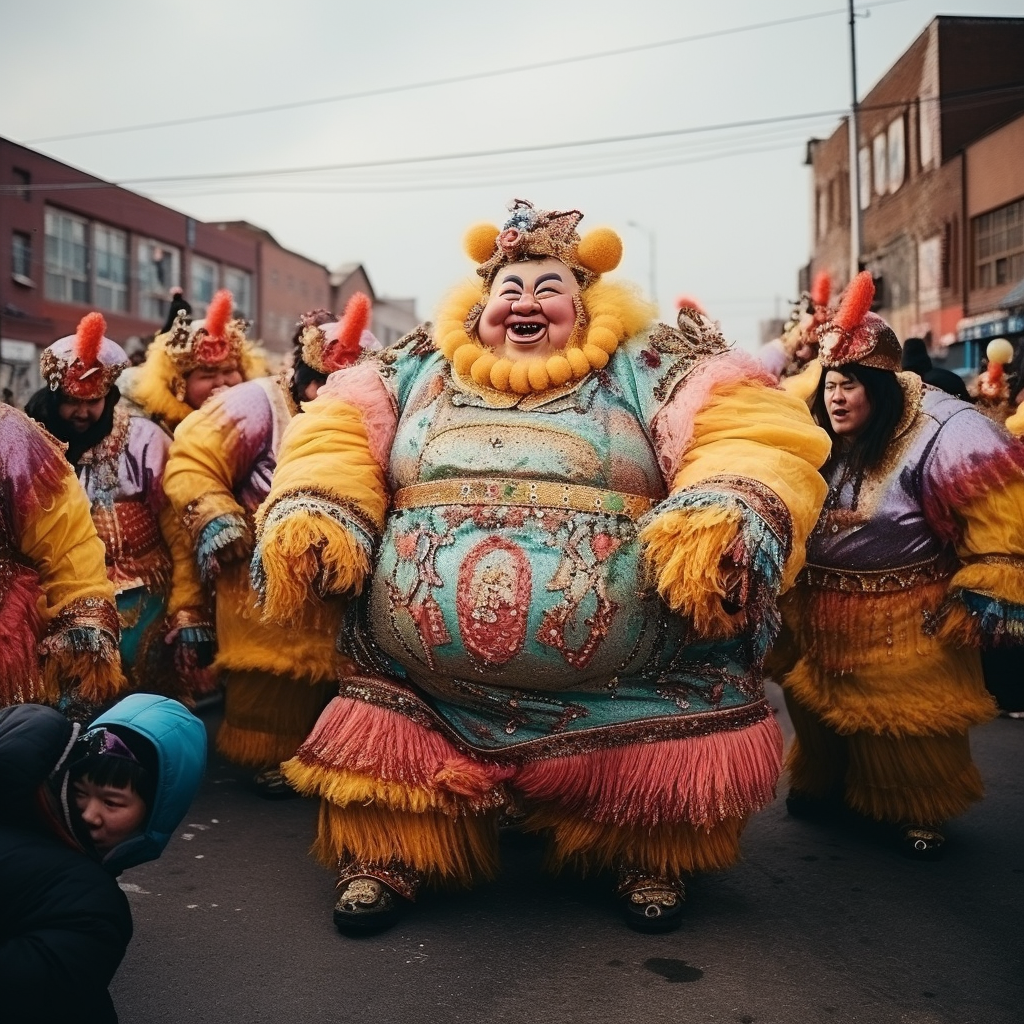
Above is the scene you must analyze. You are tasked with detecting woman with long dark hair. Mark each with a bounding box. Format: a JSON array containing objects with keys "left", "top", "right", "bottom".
[{"left": 778, "top": 273, "right": 1024, "bottom": 858}]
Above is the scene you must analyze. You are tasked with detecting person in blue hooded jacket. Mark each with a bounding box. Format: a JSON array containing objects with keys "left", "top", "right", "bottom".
[{"left": 0, "top": 692, "right": 206, "bottom": 1024}]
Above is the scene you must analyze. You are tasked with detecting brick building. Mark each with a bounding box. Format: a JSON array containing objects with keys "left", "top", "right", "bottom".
[
  {"left": 2, "top": 137, "right": 419, "bottom": 405},
  {"left": 802, "top": 16, "right": 1024, "bottom": 375}
]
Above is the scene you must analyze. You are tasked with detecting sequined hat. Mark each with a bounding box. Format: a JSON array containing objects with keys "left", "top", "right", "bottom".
[
  {"left": 41, "top": 312, "right": 129, "bottom": 399},
  {"left": 298, "top": 292, "right": 378, "bottom": 375},
  {"left": 162, "top": 288, "right": 248, "bottom": 377},
  {"left": 464, "top": 199, "right": 623, "bottom": 289},
  {"left": 817, "top": 271, "right": 900, "bottom": 372}
]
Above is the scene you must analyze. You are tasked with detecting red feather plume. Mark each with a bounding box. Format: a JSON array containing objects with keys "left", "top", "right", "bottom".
[
  {"left": 327, "top": 292, "right": 372, "bottom": 370},
  {"left": 834, "top": 271, "right": 874, "bottom": 333},
  {"left": 75, "top": 312, "right": 107, "bottom": 367},
  {"left": 674, "top": 294, "right": 706, "bottom": 315},
  {"left": 204, "top": 289, "right": 234, "bottom": 339},
  {"left": 810, "top": 271, "right": 831, "bottom": 308}
]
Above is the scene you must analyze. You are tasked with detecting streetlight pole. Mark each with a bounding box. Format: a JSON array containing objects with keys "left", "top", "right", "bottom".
[
  {"left": 628, "top": 220, "right": 657, "bottom": 307},
  {"left": 847, "top": 0, "right": 862, "bottom": 280}
]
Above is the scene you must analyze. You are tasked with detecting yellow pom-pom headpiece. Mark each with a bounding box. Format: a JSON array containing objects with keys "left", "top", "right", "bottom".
[{"left": 470, "top": 198, "right": 622, "bottom": 289}]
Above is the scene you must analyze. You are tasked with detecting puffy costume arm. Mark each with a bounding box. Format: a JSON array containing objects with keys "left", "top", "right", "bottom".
[
  {"left": 163, "top": 383, "right": 275, "bottom": 583},
  {"left": 922, "top": 405, "right": 1024, "bottom": 647},
  {"left": 641, "top": 362, "right": 830, "bottom": 656},
  {"left": 2, "top": 414, "right": 125, "bottom": 705},
  {"left": 252, "top": 361, "right": 395, "bottom": 625}
]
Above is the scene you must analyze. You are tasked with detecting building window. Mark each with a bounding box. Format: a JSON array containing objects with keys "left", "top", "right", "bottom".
[
  {"left": 93, "top": 224, "right": 129, "bottom": 314},
  {"left": 136, "top": 238, "right": 181, "bottom": 321},
  {"left": 13, "top": 167, "right": 31, "bottom": 201},
  {"left": 11, "top": 231, "right": 32, "bottom": 283},
  {"left": 223, "top": 267, "right": 252, "bottom": 318},
  {"left": 887, "top": 117, "right": 905, "bottom": 192},
  {"left": 858, "top": 146, "right": 871, "bottom": 210},
  {"left": 872, "top": 133, "right": 887, "bottom": 196},
  {"left": 44, "top": 208, "right": 89, "bottom": 304},
  {"left": 190, "top": 255, "right": 219, "bottom": 316},
  {"left": 975, "top": 199, "right": 1024, "bottom": 290}
]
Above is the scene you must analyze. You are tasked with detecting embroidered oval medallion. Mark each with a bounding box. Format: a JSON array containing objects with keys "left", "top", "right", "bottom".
[{"left": 456, "top": 537, "right": 531, "bottom": 665}]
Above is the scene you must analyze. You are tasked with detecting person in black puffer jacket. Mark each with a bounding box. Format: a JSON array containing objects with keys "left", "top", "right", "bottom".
[{"left": 0, "top": 694, "right": 206, "bottom": 1024}]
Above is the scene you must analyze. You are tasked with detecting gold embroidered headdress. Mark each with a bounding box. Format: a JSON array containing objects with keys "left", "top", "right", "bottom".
[
  {"left": 298, "top": 292, "right": 377, "bottom": 375},
  {"left": 41, "top": 312, "right": 128, "bottom": 399},
  {"left": 817, "top": 271, "right": 901, "bottom": 372}
]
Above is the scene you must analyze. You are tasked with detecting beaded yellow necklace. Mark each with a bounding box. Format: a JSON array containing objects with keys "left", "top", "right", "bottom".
[{"left": 435, "top": 279, "right": 652, "bottom": 397}]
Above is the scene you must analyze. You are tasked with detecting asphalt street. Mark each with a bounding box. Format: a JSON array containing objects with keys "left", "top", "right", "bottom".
[{"left": 111, "top": 683, "right": 1023, "bottom": 1024}]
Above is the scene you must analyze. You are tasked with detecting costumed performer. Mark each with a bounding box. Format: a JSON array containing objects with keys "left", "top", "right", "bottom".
[
  {"left": 120, "top": 289, "right": 268, "bottom": 698},
  {"left": 969, "top": 337, "right": 1016, "bottom": 425},
  {"left": 25, "top": 313, "right": 179, "bottom": 691},
  {"left": 252, "top": 199, "right": 831, "bottom": 933},
  {"left": 778, "top": 272, "right": 1024, "bottom": 857},
  {"left": 162, "top": 299, "right": 373, "bottom": 795},
  {"left": 0, "top": 404, "right": 125, "bottom": 719}
]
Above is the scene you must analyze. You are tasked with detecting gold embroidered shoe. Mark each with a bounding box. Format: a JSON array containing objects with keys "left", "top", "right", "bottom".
[
  {"left": 617, "top": 869, "right": 685, "bottom": 933},
  {"left": 333, "top": 863, "right": 420, "bottom": 935},
  {"left": 899, "top": 823, "right": 946, "bottom": 860}
]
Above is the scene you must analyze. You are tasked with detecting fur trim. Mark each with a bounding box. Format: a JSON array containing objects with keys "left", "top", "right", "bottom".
[
  {"left": 515, "top": 715, "right": 782, "bottom": 828},
  {"left": 524, "top": 805, "right": 746, "bottom": 876},
  {"left": 640, "top": 503, "right": 745, "bottom": 635},
  {"left": 255, "top": 512, "right": 371, "bottom": 625},
  {"left": 0, "top": 568, "right": 46, "bottom": 704}
]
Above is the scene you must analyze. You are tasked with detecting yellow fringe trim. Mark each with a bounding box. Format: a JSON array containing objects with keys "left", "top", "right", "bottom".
[
  {"left": 257, "top": 511, "right": 370, "bottom": 626},
  {"left": 215, "top": 720, "right": 307, "bottom": 769},
  {"left": 781, "top": 582, "right": 996, "bottom": 736},
  {"left": 311, "top": 800, "right": 499, "bottom": 885},
  {"left": 434, "top": 277, "right": 655, "bottom": 397},
  {"left": 44, "top": 651, "right": 128, "bottom": 704},
  {"left": 524, "top": 804, "right": 746, "bottom": 876},
  {"left": 785, "top": 697, "right": 984, "bottom": 823},
  {"left": 281, "top": 761, "right": 495, "bottom": 816},
  {"left": 639, "top": 503, "right": 745, "bottom": 636}
]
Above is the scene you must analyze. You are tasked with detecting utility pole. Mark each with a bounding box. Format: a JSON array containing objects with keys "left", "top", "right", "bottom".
[{"left": 847, "top": 0, "right": 862, "bottom": 280}]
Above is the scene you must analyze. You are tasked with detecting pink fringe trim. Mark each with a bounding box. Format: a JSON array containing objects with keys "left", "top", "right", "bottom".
[
  {"left": 0, "top": 567, "right": 45, "bottom": 704},
  {"left": 320, "top": 362, "right": 398, "bottom": 473},
  {"left": 296, "top": 696, "right": 512, "bottom": 798},
  {"left": 515, "top": 715, "right": 783, "bottom": 828},
  {"left": 923, "top": 442, "right": 1024, "bottom": 543},
  {"left": 651, "top": 351, "right": 778, "bottom": 483}
]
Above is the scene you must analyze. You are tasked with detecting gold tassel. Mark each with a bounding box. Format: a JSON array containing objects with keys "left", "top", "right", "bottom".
[
  {"left": 524, "top": 804, "right": 746, "bottom": 876},
  {"left": 640, "top": 504, "right": 744, "bottom": 635},
  {"left": 258, "top": 511, "right": 370, "bottom": 625},
  {"left": 311, "top": 801, "right": 499, "bottom": 885}
]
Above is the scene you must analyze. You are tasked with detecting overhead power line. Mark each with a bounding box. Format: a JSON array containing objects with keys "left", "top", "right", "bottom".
[{"left": 22, "top": 0, "right": 911, "bottom": 144}]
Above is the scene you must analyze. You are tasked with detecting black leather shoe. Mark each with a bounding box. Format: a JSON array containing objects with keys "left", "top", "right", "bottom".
[
  {"left": 333, "top": 876, "right": 409, "bottom": 935},
  {"left": 617, "top": 871, "right": 685, "bottom": 933},
  {"left": 899, "top": 823, "right": 946, "bottom": 860}
]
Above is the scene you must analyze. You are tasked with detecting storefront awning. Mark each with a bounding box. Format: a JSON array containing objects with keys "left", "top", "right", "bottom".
[{"left": 956, "top": 309, "right": 1024, "bottom": 342}]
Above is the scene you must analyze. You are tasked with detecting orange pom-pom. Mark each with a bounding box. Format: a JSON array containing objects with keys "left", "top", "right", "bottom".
[
  {"left": 546, "top": 355, "right": 573, "bottom": 386},
  {"left": 811, "top": 271, "right": 832, "bottom": 308},
  {"left": 75, "top": 312, "right": 107, "bottom": 367},
  {"left": 464, "top": 223, "right": 500, "bottom": 264},
  {"left": 577, "top": 228, "right": 622, "bottom": 275},
  {"left": 471, "top": 351, "right": 498, "bottom": 385},
  {"left": 204, "top": 289, "right": 234, "bottom": 340},
  {"left": 508, "top": 362, "right": 533, "bottom": 394},
  {"left": 327, "top": 292, "right": 372, "bottom": 370},
  {"left": 834, "top": 272, "right": 874, "bottom": 333}
]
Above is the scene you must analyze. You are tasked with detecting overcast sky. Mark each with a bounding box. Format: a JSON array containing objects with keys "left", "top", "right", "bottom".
[{"left": 2, "top": 0, "right": 1020, "bottom": 349}]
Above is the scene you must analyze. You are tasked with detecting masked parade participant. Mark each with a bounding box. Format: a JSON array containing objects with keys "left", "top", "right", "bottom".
[
  {"left": 162, "top": 298, "right": 373, "bottom": 795},
  {"left": 0, "top": 403, "right": 125, "bottom": 719},
  {"left": 24, "top": 313, "right": 181, "bottom": 692},
  {"left": 251, "top": 200, "right": 830, "bottom": 933},
  {"left": 777, "top": 272, "right": 1024, "bottom": 857},
  {"left": 119, "top": 289, "right": 268, "bottom": 696}
]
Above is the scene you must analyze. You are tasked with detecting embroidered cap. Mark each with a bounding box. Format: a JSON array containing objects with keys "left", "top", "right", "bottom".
[
  {"left": 41, "top": 312, "right": 129, "bottom": 400},
  {"left": 817, "top": 271, "right": 901, "bottom": 372}
]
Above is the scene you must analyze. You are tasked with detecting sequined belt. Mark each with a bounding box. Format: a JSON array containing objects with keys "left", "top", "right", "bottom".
[
  {"left": 799, "top": 555, "right": 953, "bottom": 594},
  {"left": 392, "top": 478, "right": 655, "bottom": 520}
]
